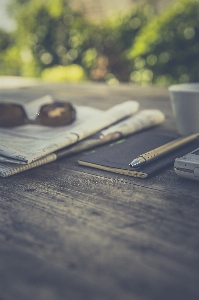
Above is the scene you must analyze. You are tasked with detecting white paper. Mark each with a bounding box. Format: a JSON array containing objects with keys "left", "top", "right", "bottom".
[
  {"left": 101, "top": 109, "right": 165, "bottom": 137},
  {"left": 0, "top": 98, "right": 139, "bottom": 175},
  {"left": 0, "top": 108, "right": 166, "bottom": 178}
]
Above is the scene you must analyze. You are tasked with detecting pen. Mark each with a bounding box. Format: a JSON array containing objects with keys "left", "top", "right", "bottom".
[{"left": 129, "top": 133, "right": 199, "bottom": 168}]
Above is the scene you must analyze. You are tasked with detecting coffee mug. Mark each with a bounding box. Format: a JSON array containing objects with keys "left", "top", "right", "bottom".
[{"left": 169, "top": 83, "right": 199, "bottom": 135}]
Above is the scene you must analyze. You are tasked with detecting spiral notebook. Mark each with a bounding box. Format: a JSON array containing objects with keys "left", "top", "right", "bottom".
[{"left": 78, "top": 130, "right": 199, "bottom": 178}]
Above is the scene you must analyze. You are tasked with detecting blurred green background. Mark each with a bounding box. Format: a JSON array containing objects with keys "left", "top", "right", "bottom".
[{"left": 0, "top": 0, "right": 199, "bottom": 86}]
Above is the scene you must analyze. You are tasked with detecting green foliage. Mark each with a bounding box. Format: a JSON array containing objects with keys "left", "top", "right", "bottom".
[
  {"left": 89, "top": 2, "right": 155, "bottom": 82},
  {"left": 41, "top": 64, "right": 86, "bottom": 82},
  {"left": 0, "top": 30, "right": 12, "bottom": 51},
  {"left": 5, "top": 0, "right": 199, "bottom": 86},
  {"left": 0, "top": 46, "right": 20, "bottom": 76},
  {"left": 2, "top": 0, "right": 154, "bottom": 82},
  {"left": 128, "top": 0, "right": 199, "bottom": 86},
  {"left": 0, "top": 29, "right": 21, "bottom": 76},
  {"left": 6, "top": 0, "right": 91, "bottom": 77}
]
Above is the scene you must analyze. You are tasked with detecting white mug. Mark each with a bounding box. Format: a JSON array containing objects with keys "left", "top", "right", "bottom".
[{"left": 169, "top": 83, "right": 199, "bottom": 135}]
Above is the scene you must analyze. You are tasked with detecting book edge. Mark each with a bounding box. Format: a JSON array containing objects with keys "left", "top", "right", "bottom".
[{"left": 78, "top": 160, "right": 147, "bottom": 178}]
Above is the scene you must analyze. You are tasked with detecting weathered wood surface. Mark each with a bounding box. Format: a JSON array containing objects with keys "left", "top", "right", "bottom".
[{"left": 0, "top": 81, "right": 199, "bottom": 300}]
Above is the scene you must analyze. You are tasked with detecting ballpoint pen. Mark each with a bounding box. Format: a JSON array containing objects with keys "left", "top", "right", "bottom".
[{"left": 129, "top": 133, "right": 199, "bottom": 168}]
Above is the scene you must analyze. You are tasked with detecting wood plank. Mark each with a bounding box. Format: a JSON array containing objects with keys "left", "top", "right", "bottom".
[
  {"left": 0, "top": 82, "right": 199, "bottom": 300},
  {"left": 1, "top": 162, "right": 199, "bottom": 299}
]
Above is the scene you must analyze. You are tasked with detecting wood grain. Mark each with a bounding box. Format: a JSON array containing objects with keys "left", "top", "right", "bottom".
[{"left": 0, "top": 82, "right": 199, "bottom": 300}]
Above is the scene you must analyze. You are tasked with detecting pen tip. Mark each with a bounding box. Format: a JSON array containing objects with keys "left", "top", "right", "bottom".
[{"left": 129, "top": 159, "right": 140, "bottom": 168}]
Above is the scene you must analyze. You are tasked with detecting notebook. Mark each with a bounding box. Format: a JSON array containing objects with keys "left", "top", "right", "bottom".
[{"left": 78, "top": 129, "right": 199, "bottom": 178}]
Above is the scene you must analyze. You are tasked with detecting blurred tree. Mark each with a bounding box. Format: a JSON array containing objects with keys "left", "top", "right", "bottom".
[
  {"left": 41, "top": 64, "right": 86, "bottom": 82},
  {"left": 0, "top": 28, "right": 21, "bottom": 76},
  {"left": 128, "top": 0, "right": 199, "bottom": 86},
  {"left": 7, "top": 0, "right": 96, "bottom": 77},
  {"left": 93, "top": 2, "right": 155, "bottom": 82},
  {"left": 5, "top": 0, "right": 155, "bottom": 81},
  {"left": 0, "top": 29, "right": 12, "bottom": 51}
]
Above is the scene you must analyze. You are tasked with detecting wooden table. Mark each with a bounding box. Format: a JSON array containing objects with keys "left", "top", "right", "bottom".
[{"left": 0, "top": 80, "right": 199, "bottom": 300}]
